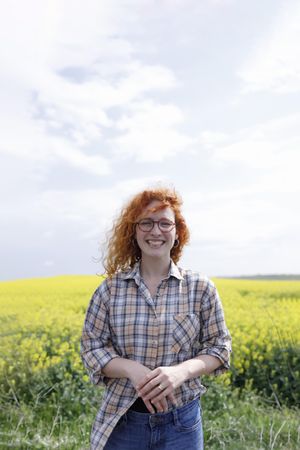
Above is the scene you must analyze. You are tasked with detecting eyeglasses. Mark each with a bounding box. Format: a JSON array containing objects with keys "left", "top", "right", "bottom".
[{"left": 136, "top": 218, "right": 176, "bottom": 232}]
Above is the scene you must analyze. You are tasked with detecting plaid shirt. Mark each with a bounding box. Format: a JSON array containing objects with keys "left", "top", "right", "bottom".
[{"left": 80, "top": 261, "right": 231, "bottom": 450}]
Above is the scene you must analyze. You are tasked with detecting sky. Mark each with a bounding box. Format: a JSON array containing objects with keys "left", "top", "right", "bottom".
[{"left": 1, "top": 0, "right": 300, "bottom": 281}]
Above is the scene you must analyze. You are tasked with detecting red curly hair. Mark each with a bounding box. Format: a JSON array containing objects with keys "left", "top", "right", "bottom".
[{"left": 103, "top": 187, "right": 190, "bottom": 277}]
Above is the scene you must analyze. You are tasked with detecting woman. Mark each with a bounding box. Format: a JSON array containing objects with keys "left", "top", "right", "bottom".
[{"left": 80, "top": 187, "right": 231, "bottom": 450}]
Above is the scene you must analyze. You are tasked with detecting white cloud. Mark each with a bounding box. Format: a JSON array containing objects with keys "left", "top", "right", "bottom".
[
  {"left": 185, "top": 114, "right": 300, "bottom": 256},
  {"left": 1, "top": 0, "right": 299, "bottom": 279},
  {"left": 44, "top": 260, "right": 54, "bottom": 267},
  {"left": 51, "top": 139, "right": 111, "bottom": 175},
  {"left": 199, "top": 114, "right": 300, "bottom": 192},
  {"left": 1, "top": 175, "right": 172, "bottom": 227},
  {"left": 33, "top": 62, "right": 177, "bottom": 146},
  {"left": 111, "top": 101, "right": 195, "bottom": 161},
  {"left": 42, "top": 230, "right": 55, "bottom": 239},
  {"left": 238, "top": 1, "right": 300, "bottom": 93},
  {"left": 0, "top": 0, "right": 183, "bottom": 174},
  {"left": 0, "top": 108, "right": 111, "bottom": 175},
  {"left": 186, "top": 191, "right": 296, "bottom": 244}
]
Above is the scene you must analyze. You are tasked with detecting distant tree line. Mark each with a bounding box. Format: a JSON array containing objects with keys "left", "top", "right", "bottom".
[{"left": 219, "top": 274, "right": 300, "bottom": 281}]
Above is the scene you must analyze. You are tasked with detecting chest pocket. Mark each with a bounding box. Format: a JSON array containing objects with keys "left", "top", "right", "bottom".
[{"left": 171, "top": 313, "right": 200, "bottom": 353}]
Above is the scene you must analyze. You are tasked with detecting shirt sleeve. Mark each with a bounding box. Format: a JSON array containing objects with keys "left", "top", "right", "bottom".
[
  {"left": 197, "top": 279, "right": 232, "bottom": 375},
  {"left": 80, "top": 278, "right": 120, "bottom": 385}
]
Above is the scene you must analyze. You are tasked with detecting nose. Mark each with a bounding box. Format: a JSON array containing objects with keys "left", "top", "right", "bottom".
[{"left": 151, "top": 221, "right": 161, "bottom": 233}]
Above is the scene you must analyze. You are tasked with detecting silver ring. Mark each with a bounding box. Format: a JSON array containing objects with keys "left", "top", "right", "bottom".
[{"left": 158, "top": 384, "right": 165, "bottom": 391}]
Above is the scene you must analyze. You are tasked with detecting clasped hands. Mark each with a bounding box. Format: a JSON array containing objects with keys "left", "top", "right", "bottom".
[{"left": 135, "top": 366, "right": 185, "bottom": 414}]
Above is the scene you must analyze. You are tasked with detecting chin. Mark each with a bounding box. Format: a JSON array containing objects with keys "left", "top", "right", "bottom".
[{"left": 142, "top": 250, "right": 170, "bottom": 259}]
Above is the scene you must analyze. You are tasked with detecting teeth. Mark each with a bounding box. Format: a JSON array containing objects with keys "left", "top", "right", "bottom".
[{"left": 147, "top": 240, "right": 164, "bottom": 247}]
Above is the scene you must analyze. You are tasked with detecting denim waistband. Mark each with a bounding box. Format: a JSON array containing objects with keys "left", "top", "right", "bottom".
[{"left": 124, "top": 397, "right": 200, "bottom": 425}]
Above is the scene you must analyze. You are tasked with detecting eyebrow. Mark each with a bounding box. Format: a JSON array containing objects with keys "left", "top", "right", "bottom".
[{"left": 141, "top": 216, "right": 174, "bottom": 221}]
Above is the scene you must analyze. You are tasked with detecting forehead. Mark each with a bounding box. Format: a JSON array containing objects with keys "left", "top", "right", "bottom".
[{"left": 140, "top": 200, "right": 175, "bottom": 220}]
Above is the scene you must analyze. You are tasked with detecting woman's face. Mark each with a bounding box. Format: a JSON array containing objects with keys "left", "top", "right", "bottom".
[{"left": 135, "top": 200, "right": 178, "bottom": 262}]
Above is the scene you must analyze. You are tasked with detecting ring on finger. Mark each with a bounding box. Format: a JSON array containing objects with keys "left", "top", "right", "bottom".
[{"left": 158, "top": 383, "right": 165, "bottom": 391}]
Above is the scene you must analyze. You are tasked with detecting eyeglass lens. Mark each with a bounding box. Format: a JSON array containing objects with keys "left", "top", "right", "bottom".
[{"left": 138, "top": 219, "right": 174, "bottom": 231}]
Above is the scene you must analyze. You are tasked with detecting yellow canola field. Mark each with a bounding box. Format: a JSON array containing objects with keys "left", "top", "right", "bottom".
[
  {"left": 216, "top": 280, "right": 299, "bottom": 363},
  {"left": 0, "top": 276, "right": 102, "bottom": 385},
  {"left": 0, "top": 276, "right": 299, "bottom": 405}
]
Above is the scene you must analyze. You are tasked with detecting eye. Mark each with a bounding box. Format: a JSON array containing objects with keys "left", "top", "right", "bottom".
[
  {"left": 140, "top": 219, "right": 153, "bottom": 226},
  {"left": 159, "top": 220, "right": 173, "bottom": 229}
]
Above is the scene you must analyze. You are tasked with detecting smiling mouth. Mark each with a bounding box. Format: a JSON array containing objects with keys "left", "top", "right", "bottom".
[{"left": 146, "top": 240, "right": 165, "bottom": 247}]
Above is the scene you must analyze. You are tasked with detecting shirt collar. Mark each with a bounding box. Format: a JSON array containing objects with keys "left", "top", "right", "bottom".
[{"left": 123, "top": 260, "right": 183, "bottom": 282}]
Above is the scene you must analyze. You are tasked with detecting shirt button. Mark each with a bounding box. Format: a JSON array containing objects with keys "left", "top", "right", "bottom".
[{"left": 152, "top": 340, "right": 158, "bottom": 346}]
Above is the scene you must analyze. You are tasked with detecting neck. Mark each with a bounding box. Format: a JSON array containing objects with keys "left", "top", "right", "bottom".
[{"left": 140, "top": 256, "right": 171, "bottom": 280}]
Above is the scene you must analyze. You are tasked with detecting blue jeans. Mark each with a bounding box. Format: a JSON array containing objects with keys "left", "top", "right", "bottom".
[{"left": 104, "top": 398, "right": 203, "bottom": 450}]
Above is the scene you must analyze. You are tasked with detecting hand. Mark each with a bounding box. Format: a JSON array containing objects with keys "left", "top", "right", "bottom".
[
  {"left": 126, "top": 361, "right": 169, "bottom": 414},
  {"left": 136, "top": 366, "right": 186, "bottom": 407}
]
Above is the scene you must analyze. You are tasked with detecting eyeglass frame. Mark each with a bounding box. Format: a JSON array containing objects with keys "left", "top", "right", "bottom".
[{"left": 135, "top": 218, "right": 176, "bottom": 233}]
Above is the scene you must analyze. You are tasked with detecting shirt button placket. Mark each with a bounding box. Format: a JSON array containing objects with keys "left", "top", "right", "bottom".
[{"left": 151, "top": 316, "right": 159, "bottom": 360}]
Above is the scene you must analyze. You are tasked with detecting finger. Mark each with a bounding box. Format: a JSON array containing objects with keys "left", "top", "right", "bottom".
[
  {"left": 136, "top": 369, "right": 159, "bottom": 391},
  {"left": 152, "top": 397, "right": 169, "bottom": 413},
  {"left": 138, "top": 377, "right": 161, "bottom": 397},
  {"left": 137, "top": 373, "right": 162, "bottom": 394},
  {"left": 145, "top": 398, "right": 164, "bottom": 414},
  {"left": 146, "top": 385, "right": 176, "bottom": 404},
  {"left": 143, "top": 398, "right": 155, "bottom": 414},
  {"left": 152, "top": 400, "right": 164, "bottom": 413},
  {"left": 143, "top": 383, "right": 167, "bottom": 401},
  {"left": 160, "top": 397, "right": 169, "bottom": 412},
  {"left": 136, "top": 377, "right": 150, "bottom": 392},
  {"left": 167, "top": 392, "right": 177, "bottom": 406}
]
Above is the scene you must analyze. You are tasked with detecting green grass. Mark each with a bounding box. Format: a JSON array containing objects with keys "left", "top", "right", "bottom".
[
  {"left": 201, "top": 381, "right": 300, "bottom": 449},
  {"left": 1, "top": 382, "right": 299, "bottom": 449}
]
